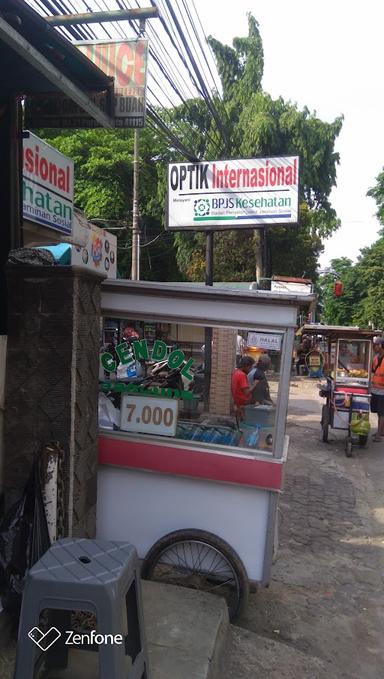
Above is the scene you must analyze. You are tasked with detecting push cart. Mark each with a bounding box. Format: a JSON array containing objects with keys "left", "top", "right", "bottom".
[
  {"left": 97, "top": 282, "right": 315, "bottom": 620},
  {"left": 299, "top": 324, "right": 377, "bottom": 456}
]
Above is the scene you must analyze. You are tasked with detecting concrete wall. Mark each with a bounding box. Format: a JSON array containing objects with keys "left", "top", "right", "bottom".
[{"left": 2, "top": 265, "right": 103, "bottom": 537}]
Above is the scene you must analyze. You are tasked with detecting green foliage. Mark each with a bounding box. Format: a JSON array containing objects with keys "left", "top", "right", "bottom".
[
  {"left": 39, "top": 128, "right": 180, "bottom": 281},
  {"left": 39, "top": 12, "right": 343, "bottom": 286},
  {"left": 318, "top": 236, "right": 384, "bottom": 330},
  {"left": 317, "top": 258, "right": 360, "bottom": 326},
  {"left": 368, "top": 171, "right": 384, "bottom": 224},
  {"left": 173, "top": 13, "right": 342, "bottom": 282}
]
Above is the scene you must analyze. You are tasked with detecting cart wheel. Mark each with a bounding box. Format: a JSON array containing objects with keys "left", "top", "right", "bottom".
[
  {"left": 321, "top": 405, "right": 329, "bottom": 442},
  {"left": 358, "top": 435, "right": 368, "bottom": 447},
  {"left": 141, "top": 528, "right": 249, "bottom": 622},
  {"left": 345, "top": 437, "right": 353, "bottom": 457}
]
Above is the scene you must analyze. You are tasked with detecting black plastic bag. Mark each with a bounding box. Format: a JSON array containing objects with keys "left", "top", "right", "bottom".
[{"left": 0, "top": 457, "right": 51, "bottom": 623}]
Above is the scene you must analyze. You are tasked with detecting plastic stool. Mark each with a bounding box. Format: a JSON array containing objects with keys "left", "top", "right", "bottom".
[{"left": 14, "top": 538, "right": 149, "bottom": 679}]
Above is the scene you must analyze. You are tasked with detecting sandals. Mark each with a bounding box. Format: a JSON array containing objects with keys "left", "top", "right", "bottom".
[{"left": 372, "top": 433, "right": 384, "bottom": 442}]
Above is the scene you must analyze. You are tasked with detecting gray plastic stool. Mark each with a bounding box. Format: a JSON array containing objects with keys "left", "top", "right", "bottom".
[{"left": 14, "top": 538, "right": 149, "bottom": 679}]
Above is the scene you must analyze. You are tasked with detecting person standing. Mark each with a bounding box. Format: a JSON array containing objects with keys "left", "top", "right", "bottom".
[
  {"left": 370, "top": 337, "right": 384, "bottom": 442},
  {"left": 248, "top": 354, "right": 273, "bottom": 405},
  {"left": 236, "top": 333, "right": 246, "bottom": 367},
  {"left": 231, "top": 356, "right": 262, "bottom": 421}
]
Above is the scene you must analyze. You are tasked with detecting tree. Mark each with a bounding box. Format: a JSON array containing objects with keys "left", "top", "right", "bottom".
[
  {"left": 40, "top": 128, "right": 180, "bottom": 280},
  {"left": 317, "top": 258, "right": 361, "bottom": 326},
  {"left": 351, "top": 233, "right": 384, "bottom": 328},
  {"left": 172, "top": 14, "right": 342, "bottom": 282},
  {"left": 368, "top": 171, "right": 384, "bottom": 224}
]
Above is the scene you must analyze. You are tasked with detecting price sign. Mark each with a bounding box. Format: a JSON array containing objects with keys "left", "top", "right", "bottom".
[{"left": 120, "top": 395, "right": 178, "bottom": 437}]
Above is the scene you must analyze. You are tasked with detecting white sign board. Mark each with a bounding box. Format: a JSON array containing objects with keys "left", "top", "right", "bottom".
[
  {"left": 247, "top": 332, "right": 282, "bottom": 352},
  {"left": 23, "top": 132, "right": 74, "bottom": 235},
  {"left": 167, "top": 156, "right": 299, "bottom": 230},
  {"left": 71, "top": 222, "right": 117, "bottom": 279},
  {"left": 120, "top": 394, "right": 178, "bottom": 437},
  {"left": 271, "top": 280, "right": 312, "bottom": 295}
]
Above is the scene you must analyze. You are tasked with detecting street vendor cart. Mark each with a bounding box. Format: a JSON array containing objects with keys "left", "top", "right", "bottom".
[
  {"left": 97, "top": 282, "right": 315, "bottom": 620},
  {"left": 299, "top": 324, "right": 377, "bottom": 456}
]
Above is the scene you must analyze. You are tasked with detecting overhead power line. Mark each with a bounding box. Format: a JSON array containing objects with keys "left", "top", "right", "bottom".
[{"left": 26, "top": 0, "right": 228, "bottom": 160}]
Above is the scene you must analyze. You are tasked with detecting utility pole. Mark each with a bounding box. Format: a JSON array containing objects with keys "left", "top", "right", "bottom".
[
  {"left": 131, "top": 127, "right": 140, "bottom": 280},
  {"left": 204, "top": 231, "right": 214, "bottom": 408},
  {"left": 130, "top": 17, "right": 147, "bottom": 282},
  {"left": 45, "top": 9, "right": 158, "bottom": 283}
]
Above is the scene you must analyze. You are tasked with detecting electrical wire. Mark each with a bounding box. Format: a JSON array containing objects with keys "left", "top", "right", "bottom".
[{"left": 26, "top": 0, "right": 228, "bottom": 159}]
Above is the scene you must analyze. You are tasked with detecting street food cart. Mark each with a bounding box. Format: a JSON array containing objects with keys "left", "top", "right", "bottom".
[
  {"left": 97, "top": 282, "right": 315, "bottom": 619},
  {"left": 299, "top": 324, "right": 377, "bottom": 456}
]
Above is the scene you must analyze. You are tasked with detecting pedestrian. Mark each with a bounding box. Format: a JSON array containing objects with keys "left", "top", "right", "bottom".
[
  {"left": 236, "top": 333, "right": 246, "bottom": 367},
  {"left": 231, "top": 356, "right": 262, "bottom": 421},
  {"left": 370, "top": 337, "right": 384, "bottom": 442},
  {"left": 248, "top": 354, "right": 273, "bottom": 405}
]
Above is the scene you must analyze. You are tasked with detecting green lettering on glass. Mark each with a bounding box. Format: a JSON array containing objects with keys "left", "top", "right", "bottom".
[
  {"left": 181, "top": 390, "right": 194, "bottom": 401},
  {"left": 168, "top": 349, "right": 185, "bottom": 369},
  {"left": 151, "top": 339, "right": 167, "bottom": 361},
  {"left": 99, "top": 382, "right": 194, "bottom": 400},
  {"left": 101, "top": 353, "right": 116, "bottom": 372},
  {"left": 132, "top": 339, "right": 149, "bottom": 361},
  {"left": 180, "top": 358, "right": 194, "bottom": 381},
  {"left": 115, "top": 341, "right": 132, "bottom": 365}
]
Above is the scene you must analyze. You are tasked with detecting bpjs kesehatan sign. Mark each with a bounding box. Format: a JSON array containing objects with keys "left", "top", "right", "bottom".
[
  {"left": 23, "top": 132, "right": 74, "bottom": 235},
  {"left": 77, "top": 39, "right": 148, "bottom": 127},
  {"left": 167, "top": 156, "right": 299, "bottom": 230}
]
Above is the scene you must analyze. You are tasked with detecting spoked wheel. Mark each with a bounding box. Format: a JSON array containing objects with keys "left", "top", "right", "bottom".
[
  {"left": 321, "top": 405, "right": 329, "bottom": 442},
  {"left": 141, "top": 529, "right": 249, "bottom": 622},
  {"left": 345, "top": 437, "right": 353, "bottom": 457}
]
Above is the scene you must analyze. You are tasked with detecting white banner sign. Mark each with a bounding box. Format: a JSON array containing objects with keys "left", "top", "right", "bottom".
[
  {"left": 167, "top": 156, "right": 299, "bottom": 230},
  {"left": 120, "top": 394, "right": 178, "bottom": 437},
  {"left": 271, "top": 280, "right": 312, "bottom": 294},
  {"left": 23, "top": 132, "right": 74, "bottom": 235},
  {"left": 247, "top": 332, "right": 282, "bottom": 352}
]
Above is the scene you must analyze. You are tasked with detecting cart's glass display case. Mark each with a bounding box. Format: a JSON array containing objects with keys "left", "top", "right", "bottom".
[
  {"left": 99, "top": 316, "right": 285, "bottom": 457},
  {"left": 335, "top": 339, "right": 371, "bottom": 386}
]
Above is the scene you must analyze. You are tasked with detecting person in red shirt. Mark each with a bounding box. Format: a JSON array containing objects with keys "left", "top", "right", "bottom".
[{"left": 231, "top": 356, "right": 262, "bottom": 421}]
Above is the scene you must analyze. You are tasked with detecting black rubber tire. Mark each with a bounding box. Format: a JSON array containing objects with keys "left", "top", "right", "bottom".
[
  {"left": 321, "top": 405, "right": 329, "bottom": 442},
  {"left": 358, "top": 435, "right": 368, "bottom": 447},
  {"left": 345, "top": 437, "right": 353, "bottom": 457},
  {"left": 141, "top": 528, "right": 249, "bottom": 622}
]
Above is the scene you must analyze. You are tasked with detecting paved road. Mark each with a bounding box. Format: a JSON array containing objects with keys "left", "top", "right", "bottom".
[{"left": 222, "top": 377, "right": 384, "bottom": 679}]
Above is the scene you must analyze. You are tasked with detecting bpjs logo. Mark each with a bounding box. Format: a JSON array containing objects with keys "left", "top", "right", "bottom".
[
  {"left": 194, "top": 198, "right": 210, "bottom": 217},
  {"left": 28, "top": 627, "right": 124, "bottom": 651}
]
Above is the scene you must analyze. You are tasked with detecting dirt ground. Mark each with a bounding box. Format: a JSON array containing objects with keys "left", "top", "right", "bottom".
[{"left": 222, "top": 377, "right": 384, "bottom": 679}]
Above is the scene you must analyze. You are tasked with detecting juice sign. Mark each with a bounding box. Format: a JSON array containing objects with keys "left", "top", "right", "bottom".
[{"left": 77, "top": 39, "right": 148, "bottom": 126}]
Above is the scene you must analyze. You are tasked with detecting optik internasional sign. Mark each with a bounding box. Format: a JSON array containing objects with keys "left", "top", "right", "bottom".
[{"left": 167, "top": 156, "right": 299, "bottom": 231}]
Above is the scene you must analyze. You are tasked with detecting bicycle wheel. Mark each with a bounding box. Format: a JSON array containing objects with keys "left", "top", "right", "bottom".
[{"left": 141, "top": 529, "right": 249, "bottom": 621}]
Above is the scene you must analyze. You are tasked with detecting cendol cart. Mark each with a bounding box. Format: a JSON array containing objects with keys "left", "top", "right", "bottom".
[
  {"left": 97, "top": 282, "right": 315, "bottom": 620},
  {"left": 299, "top": 324, "right": 377, "bottom": 457}
]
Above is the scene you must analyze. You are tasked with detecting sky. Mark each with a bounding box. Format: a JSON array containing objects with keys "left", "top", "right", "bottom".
[{"left": 193, "top": 0, "right": 384, "bottom": 268}]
